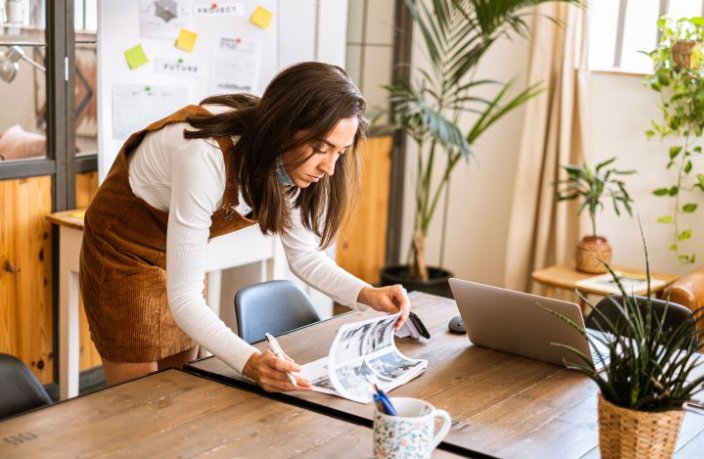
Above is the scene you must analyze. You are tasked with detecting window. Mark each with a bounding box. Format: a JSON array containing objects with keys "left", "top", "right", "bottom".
[
  {"left": 589, "top": 0, "right": 704, "bottom": 73},
  {"left": 0, "top": 0, "right": 97, "bottom": 210}
]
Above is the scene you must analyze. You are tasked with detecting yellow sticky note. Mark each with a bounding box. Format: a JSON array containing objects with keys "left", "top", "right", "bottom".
[
  {"left": 124, "top": 44, "right": 149, "bottom": 70},
  {"left": 69, "top": 209, "right": 86, "bottom": 219},
  {"left": 250, "top": 5, "right": 272, "bottom": 29},
  {"left": 175, "top": 28, "right": 198, "bottom": 52}
]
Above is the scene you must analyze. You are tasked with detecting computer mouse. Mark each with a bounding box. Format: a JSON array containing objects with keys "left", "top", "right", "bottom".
[{"left": 448, "top": 315, "right": 466, "bottom": 334}]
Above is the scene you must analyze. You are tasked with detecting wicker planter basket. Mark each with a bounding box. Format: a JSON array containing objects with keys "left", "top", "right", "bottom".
[{"left": 598, "top": 394, "right": 684, "bottom": 459}]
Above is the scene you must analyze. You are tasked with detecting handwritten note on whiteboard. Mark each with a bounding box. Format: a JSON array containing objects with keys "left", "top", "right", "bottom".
[
  {"left": 112, "top": 84, "right": 189, "bottom": 139},
  {"left": 209, "top": 37, "right": 262, "bottom": 95},
  {"left": 154, "top": 57, "right": 204, "bottom": 77},
  {"left": 193, "top": 0, "right": 245, "bottom": 16}
]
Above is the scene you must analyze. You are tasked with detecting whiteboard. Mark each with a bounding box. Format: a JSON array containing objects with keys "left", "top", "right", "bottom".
[
  {"left": 97, "top": 0, "right": 348, "bottom": 181},
  {"left": 95, "top": 0, "right": 349, "bottom": 317}
]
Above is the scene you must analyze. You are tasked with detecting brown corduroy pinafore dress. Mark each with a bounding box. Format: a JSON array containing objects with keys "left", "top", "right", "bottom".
[{"left": 79, "top": 105, "right": 255, "bottom": 362}]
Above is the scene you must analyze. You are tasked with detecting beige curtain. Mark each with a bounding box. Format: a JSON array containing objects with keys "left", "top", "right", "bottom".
[{"left": 503, "top": 3, "right": 589, "bottom": 292}]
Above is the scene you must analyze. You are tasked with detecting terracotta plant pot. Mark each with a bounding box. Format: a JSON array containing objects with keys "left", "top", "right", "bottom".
[
  {"left": 671, "top": 40, "right": 698, "bottom": 70},
  {"left": 598, "top": 394, "right": 684, "bottom": 459},
  {"left": 576, "top": 236, "right": 612, "bottom": 274}
]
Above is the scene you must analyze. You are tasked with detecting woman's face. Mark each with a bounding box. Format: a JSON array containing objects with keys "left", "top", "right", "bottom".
[{"left": 281, "top": 116, "right": 359, "bottom": 188}]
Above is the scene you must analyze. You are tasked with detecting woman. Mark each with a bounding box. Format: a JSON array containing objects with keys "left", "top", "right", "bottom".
[{"left": 79, "top": 62, "right": 409, "bottom": 392}]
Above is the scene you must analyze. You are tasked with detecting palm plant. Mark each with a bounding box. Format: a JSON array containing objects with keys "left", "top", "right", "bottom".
[{"left": 386, "top": 0, "right": 582, "bottom": 281}]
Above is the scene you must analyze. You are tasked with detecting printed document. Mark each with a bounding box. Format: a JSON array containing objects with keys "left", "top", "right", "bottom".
[{"left": 300, "top": 314, "right": 427, "bottom": 403}]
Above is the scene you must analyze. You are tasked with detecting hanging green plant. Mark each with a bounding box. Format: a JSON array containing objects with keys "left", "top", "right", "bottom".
[{"left": 644, "top": 16, "right": 704, "bottom": 265}]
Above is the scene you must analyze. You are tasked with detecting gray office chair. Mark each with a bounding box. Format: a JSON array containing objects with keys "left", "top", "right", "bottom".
[
  {"left": 235, "top": 280, "right": 322, "bottom": 344},
  {"left": 0, "top": 353, "right": 52, "bottom": 420},
  {"left": 585, "top": 295, "right": 696, "bottom": 343}
]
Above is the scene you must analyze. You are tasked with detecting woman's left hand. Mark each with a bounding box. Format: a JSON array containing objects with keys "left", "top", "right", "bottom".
[{"left": 357, "top": 285, "right": 410, "bottom": 330}]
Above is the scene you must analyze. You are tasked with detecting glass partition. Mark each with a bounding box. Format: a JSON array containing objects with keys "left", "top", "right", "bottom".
[{"left": 0, "top": 0, "right": 48, "bottom": 163}]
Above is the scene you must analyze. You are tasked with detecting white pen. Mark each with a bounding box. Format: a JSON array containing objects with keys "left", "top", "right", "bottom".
[{"left": 265, "top": 332, "right": 298, "bottom": 387}]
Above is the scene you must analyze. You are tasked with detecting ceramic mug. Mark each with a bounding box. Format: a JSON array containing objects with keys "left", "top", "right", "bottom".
[{"left": 373, "top": 397, "right": 452, "bottom": 459}]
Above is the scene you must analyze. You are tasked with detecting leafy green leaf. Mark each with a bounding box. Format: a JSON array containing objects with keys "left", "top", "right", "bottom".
[
  {"left": 677, "top": 229, "right": 692, "bottom": 241},
  {"left": 684, "top": 160, "right": 693, "bottom": 173},
  {"left": 657, "top": 215, "right": 673, "bottom": 223},
  {"left": 653, "top": 188, "right": 670, "bottom": 196},
  {"left": 669, "top": 146, "right": 682, "bottom": 159},
  {"left": 678, "top": 254, "right": 695, "bottom": 264},
  {"left": 682, "top": 203, "right": 698, "bottom": 213},
  {"left": 668, "top": 186, "right": 679, "bottom": 196}
]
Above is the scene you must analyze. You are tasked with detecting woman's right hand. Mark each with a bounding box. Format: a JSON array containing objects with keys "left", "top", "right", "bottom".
[{"left": 242, "top": 350, "right": 312, "bottom": 392}]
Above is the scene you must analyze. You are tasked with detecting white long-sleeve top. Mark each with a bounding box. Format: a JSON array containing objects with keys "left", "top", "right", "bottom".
[{"left": 127, "top": 107, "right": 370, "bottom": 373}]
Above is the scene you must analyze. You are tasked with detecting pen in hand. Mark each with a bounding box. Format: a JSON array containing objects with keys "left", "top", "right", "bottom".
[{"left": 265, "top": 333, "right": 298, "bottom": 387}]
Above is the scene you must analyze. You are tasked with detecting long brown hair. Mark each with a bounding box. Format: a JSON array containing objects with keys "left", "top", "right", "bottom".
[{"left": 184, "top": 62, "right": 367, "bottom": 248}]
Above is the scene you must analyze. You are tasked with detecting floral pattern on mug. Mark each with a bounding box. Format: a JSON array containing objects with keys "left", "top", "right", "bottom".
[{"left": 373, "top": 413, "right": 433, "bottom": 459}]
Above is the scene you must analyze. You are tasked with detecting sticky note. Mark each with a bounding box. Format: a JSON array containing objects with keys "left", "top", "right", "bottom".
[
  {"left": 124, "top": 44, "right": 149, "bottom": 70},
  {"left": 69, "top": 209, "right": 86, "bottom": 219},
  {"left": 175, "top": 28, "right": 198, "bottom": 52},
  {"left": 250, "top": 5, "right": 272, "bottom": 29}
]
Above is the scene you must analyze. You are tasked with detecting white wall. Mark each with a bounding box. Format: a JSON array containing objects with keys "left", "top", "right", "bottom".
[
  {"left": 401, "top": 30, "right": 531, "bottom": 287},
  {"left": 588, "top": 72, "right": 704, "bottom": 277}
]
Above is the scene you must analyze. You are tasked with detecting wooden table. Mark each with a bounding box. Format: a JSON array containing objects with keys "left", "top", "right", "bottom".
[
  {"left": 185, "top": 292, "right": 704, "bottom": 459},
  {"left": 0, "top": 369, "right": 459, "bottom": 458},
  {"left": 46, "top": 209, "right": 285, "bottom": 400},
  {"left": 532, "top": 263, "right": 678, "bottom": 311}
]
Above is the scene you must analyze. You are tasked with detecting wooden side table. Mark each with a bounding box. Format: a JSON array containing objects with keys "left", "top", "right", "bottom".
[{"left": 532, "top": 263, "right": 678, "bottom": 313}]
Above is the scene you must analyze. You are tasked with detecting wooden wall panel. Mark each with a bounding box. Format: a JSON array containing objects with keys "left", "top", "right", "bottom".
[
  {"left": 75, "top": 171, "right": 101, "bottom": 370},
  {"left": 0, "top": 171, "right": 100, "bottom": 384},
  {"left": 335, "top": 136, "right": 392, "bottom": 284},
  {"left": 0, "top": 176, "right": 54, "bottom": 384}
]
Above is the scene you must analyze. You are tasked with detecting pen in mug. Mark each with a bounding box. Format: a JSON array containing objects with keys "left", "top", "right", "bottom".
[
  {"left": 265, "top": 332, "right": 298, "bottom": 387},
  {"left": 372, "top": 383, "right": 398, "bottom": 416}
]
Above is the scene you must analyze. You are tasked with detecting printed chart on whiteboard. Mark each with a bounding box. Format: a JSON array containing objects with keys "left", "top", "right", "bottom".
[{"left": 112, "top": 84, "right": 188, "bottom": 139}]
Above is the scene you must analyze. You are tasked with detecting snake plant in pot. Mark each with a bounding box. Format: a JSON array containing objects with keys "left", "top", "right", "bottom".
[
  {"left": 380, "top": 0, "right": 582, "bottom": 295},
  {"left": 544, "top": 231, "right": 704, "bottom": 458}
]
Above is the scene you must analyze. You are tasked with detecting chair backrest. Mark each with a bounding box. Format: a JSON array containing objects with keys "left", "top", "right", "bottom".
[
  {"left": 0, "top": 353, "right": 52, "bottom": 420},
  {"left": 235, "top": 280, "right": 322, "bottom": 344},
  {"left": 585, "top": 295, "right": 696, "bottom": 342}
]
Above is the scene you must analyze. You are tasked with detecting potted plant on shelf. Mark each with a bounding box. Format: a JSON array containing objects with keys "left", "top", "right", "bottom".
[
  {"left": 380, "top": 0, "right": 581, "bottom": 295},
  {"left": 645, "top": 16, "right": 704, "bottom": 265},
  {"left": 544, "top": 234, "right": 704, "bottom": 459},
  {"left": 555, "top": 157, "right": 635, "bottom": 273}
]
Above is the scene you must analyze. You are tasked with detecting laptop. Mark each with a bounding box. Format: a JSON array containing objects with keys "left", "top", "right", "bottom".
[{"left": 448, "top": 278, "right": 608, "bottom": 370}]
